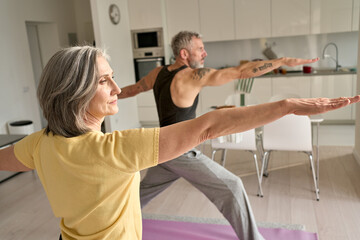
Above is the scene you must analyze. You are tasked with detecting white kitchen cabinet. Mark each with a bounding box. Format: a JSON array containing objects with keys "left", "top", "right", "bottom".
[
  {"left": 311, "top": 75, "right": 353, "bottom": 121},
  {"left": 271, "top": 0, "right": 311, "bottom": 37},
  {"left": 199, "top": 81, "right": 235, "bottom": 115},
  {"left": 249, "top": 77, "right": 272, "bottom": 104},
  {"left": 165, "top": 0, "right": 200, "bottom": 41},
  {"left": 311, "top": 0, "right": 353, "bottom": 34},
  {"left": 353, "top": 0, "right": 360, "bottom": 31},
  {"left": 199, "top": 0, "right": 235, "bottom": 42},
  {"left": 127, "top": 0, "right": 163, "bottom": 29},
  {"left": 234, "top": 0, "right": 271, "bottom": 40},
  {"left": 138, "top": 107, "right": 159, "bottom": 124},
  {"left": 136, "top": 90, "right": 158, "bottom": 123},
  {"left": 136, "top": 90, "right": 156, "bottom": 107},
  {"left": 272, "top": 76, "right": 311, "bottom": 99}
]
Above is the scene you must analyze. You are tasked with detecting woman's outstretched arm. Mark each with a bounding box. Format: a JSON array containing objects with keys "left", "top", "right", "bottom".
[{"left": 158, "top": 95, "right": 360, "bottom": 163}]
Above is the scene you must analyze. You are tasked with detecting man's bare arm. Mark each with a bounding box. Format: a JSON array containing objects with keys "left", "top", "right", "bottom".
[
  {"left": 194, "top": 57, "right": 319, "bottom": 87},
  {"left": 118, "top": 66, "right": 162, "bottom": 99},
  {"left": 117, "top": 78, "right": 151, "bottom": 99}
]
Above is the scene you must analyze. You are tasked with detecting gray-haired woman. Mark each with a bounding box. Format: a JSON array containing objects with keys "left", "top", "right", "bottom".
[{"left": 0, "top": 45, "right": 358, "bottom": 240}]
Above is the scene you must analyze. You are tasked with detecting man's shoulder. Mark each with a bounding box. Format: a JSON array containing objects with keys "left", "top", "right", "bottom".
[
  {"left": 150, "top": 66, "right": 164, "bottom": 77},
  {"left": 173, "top": 66, "right": 193, "bottom": 78}
]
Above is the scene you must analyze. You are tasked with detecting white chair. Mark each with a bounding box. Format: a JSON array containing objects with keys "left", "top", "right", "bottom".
[
  {"left": 211, "top": 129, "right": 263, "bottom": 196},
  {"left": 259, "top": 114, "right": 320, "bottom": 201}
]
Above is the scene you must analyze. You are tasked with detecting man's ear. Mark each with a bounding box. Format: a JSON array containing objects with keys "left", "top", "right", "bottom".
[{"left": 179, "top": 48, "right": 188, "bottom": 59}]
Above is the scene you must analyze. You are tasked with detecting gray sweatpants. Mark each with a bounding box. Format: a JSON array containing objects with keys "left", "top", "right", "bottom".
[{"left": 140, "top": 148, "right": 265, "bottom": 240}]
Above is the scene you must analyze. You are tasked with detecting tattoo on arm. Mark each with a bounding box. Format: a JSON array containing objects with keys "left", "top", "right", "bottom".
[
  {"left": 192, "top": 68, "right": 211, "bottom": 81},
  {"left": 118, "top": 78, "right": 149, "bottom": 98},
  {"left": 138, "top": 78, "right": 149, "bottom": 91},
  {"left": 256, "top": 63, "right": 273, "bottom": 72}
]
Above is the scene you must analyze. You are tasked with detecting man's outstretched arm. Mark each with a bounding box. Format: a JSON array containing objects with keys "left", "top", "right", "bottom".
[
  {"left": 193, "top": 57, "right": 319, "bottom": 87},
  {"left": 118, "top": 66, "right": 162, "bottom": 99}
]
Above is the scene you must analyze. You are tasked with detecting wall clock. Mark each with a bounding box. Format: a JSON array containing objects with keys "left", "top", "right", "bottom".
[{"left": 109, "top": 4, "right": 120, "bottom": 25}]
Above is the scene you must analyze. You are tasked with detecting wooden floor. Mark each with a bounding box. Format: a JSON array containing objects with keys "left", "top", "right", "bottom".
[{"left": 0, "top": 146, "right": 360, "bottom": 240}]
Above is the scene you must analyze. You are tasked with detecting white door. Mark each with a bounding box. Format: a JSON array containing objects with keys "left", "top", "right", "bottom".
[{"left": 26, "top": 23, "right": 47, "bottom": 128}]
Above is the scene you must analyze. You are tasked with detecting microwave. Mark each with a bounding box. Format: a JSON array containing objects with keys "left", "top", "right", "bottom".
[{"left": 131, "top": 28, "right": 165, "bottom": 59}]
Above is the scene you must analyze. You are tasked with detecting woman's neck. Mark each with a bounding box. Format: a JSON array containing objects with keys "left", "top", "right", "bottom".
[{"left": 84, "top": 112, "right": 104, "bottom": 131}]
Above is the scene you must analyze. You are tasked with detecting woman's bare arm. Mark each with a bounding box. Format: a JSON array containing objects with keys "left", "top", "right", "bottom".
[
  {"left": 0, "top": 145, "right": 32, "bottom": 171},
  {"left": 158, "top": 95, "right": 360, "bottom": 163}
]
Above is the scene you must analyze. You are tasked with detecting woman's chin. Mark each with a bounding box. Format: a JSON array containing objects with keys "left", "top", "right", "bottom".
[{"left": 109, "top": 108, "right": 119, "bottom": 116}]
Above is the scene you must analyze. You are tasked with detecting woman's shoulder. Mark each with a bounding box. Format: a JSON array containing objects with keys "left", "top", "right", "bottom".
[{"left": 102, "top": 128, "right": 159, "bottom": 141}]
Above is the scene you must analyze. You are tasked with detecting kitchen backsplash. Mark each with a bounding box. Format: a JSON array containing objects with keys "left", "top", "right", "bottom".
[{"left": 204, "top": 31, "right": 358, "bottom": 70}]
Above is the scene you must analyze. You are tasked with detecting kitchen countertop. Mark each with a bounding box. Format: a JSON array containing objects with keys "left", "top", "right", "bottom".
[
  {"left": 257, "top": 69, "right": 357, "bottom": 78},
  {"left": 218, "top": 65, "right": 357, "bottom": 78}
]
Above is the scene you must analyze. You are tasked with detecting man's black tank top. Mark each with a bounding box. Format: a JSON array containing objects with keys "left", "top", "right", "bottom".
[{"left": 153, "top": 65, "right": 199, "bottom": 127}]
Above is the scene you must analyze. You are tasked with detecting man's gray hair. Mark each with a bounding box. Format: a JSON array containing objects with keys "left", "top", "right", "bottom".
[
  {"left": 37, "top": 46, "right": 108, "bottom": 137},
  {"left": 171, "top": 31, "right": 202, "bottom": 57}
]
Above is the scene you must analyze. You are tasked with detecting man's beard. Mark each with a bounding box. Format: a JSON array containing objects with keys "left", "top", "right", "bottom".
[{"left": 189, "top": 59, "right": 204, "bottom": 69}]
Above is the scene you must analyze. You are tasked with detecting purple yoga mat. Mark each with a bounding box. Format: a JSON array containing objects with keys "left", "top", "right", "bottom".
[{"left": 142, "top": 219, "right": 318, "bottom": 240}]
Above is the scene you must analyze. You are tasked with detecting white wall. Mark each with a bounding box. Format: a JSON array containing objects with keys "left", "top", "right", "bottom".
[
  {"left": 0, "top": 0, "right": 77, "bottom": 134},
  {"left": 90, "top": 0, "right": 140, "bottom": 131}
]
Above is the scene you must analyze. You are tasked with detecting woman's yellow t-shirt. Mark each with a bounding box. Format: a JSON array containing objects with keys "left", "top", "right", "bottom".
[{"left": 14, "top": 128, "right": 159, "bottom": 240}]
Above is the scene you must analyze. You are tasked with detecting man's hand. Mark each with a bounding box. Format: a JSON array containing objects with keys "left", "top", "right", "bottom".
[
  {"left": 285, "top": 95, "right": 360, "bottom": 116},
  {"left": 281, "top": 57, "right": 319, "bottom": 67}
]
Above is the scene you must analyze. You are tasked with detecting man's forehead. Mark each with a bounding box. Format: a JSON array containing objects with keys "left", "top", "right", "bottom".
[{"left": 191, "top": 37, "right": 203, "bottom": 47}]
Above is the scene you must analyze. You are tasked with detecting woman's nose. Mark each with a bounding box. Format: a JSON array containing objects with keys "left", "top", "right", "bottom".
[{"left": 111, "top": 81, "right": 121, "bottom": 95}]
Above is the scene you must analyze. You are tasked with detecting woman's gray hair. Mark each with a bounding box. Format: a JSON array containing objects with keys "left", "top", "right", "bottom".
[
  {"left": 37, "top": 46, "right": 108, "bottom": 137},
  {"left": 171, "top": 31, "right": 202, "bottom": 57}
]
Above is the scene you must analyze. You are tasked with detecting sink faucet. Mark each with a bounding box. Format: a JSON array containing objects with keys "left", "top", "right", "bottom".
[{"left": 322, "top": 42, "right": 341, "bottom": 71}]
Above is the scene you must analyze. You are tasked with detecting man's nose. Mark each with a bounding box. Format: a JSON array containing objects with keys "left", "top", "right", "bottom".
[{"left": 203, "top": 51, "right": 207, "bottom": 58}]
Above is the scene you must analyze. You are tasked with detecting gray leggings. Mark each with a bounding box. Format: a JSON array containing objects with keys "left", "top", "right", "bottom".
[{"left": 140, "top": 148, "right": 265, "bottom": 240}]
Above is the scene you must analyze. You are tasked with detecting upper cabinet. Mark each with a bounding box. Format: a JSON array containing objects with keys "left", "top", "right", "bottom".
[
  {"left": 128, "top": 0, "right": 360, "bottom": 45},
  {"left": 311, "top": 0, "right": 353, "bottom": 34},
  {"left": 165, "top": 0, "right": 200, "bottom": 41},
  {"left": 127, "top": 0, "right": 163, "bottom": 29},
  {"left": 353, "top": 0, "right": 360, "bottom": 31},
  {"left": 235, "top": 0, "right": 271, "bottom": 40},
  {"left": 199, "top": 0, "right": 235, "bottom": 42},
  {"left": 271, "top": 0, "right": 311, "bottom": 37}
]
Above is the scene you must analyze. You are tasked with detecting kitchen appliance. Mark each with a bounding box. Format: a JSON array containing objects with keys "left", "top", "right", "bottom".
[
  {"left": 131, "top": 28, "right": 164, "bottom": 58},
  {"left": 134, "top": 57, "right": 164, "bottom": 81},
  {"left": 131, "top": 28, "right": 165, "bottom": 82}
]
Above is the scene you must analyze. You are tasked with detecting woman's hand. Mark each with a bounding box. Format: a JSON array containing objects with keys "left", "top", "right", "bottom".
[{"left": 285, "top": 95, "right": 360, "bottom": 116}]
